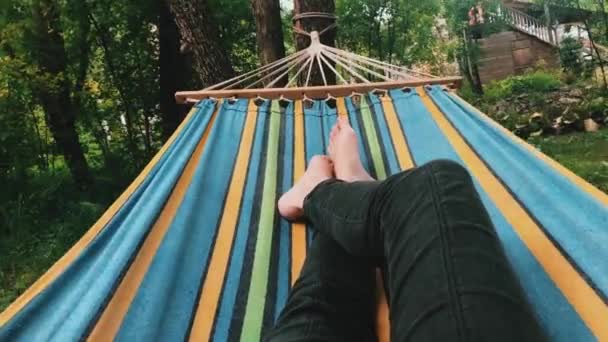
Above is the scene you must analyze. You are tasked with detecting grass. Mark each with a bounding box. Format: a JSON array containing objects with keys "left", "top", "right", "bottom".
[
  {"left": 0, "top": 165, "right": 131, "bottom": 311},
  {"left": 528, "top": 128, "right": 608, "bottom": 194}
]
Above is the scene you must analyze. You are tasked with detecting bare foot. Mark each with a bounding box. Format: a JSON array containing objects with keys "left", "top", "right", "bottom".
[
  {"left": 278, "top": 155, "right": 334, "bottom": 221},
  {"left": 328, "top": 116, "right": 375, "bottom": 182}
]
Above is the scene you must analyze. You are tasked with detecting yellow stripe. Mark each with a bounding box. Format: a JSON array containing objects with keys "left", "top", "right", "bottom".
[
  {"left": 380, "top": 95, "right": 415, "bottom": 170},
  {"left": 451, "top": 92, "right": 608, "bottom": 207},
  {"left": 291, "top": 100, "right": 307, "bottom": 285},
  {"left": 336, "top": 97, "right": 348, "bottom": 117},
  {"left": 86, "top": 104, "right": 220, "bottom": 341},
  {"left": 189, "top": 101, "right": 259, "bottom": 342},
  {"left": 419, "top": 87, "right": 608, "bottom": 341},
  {"left": 0, "top": 105, "right": 202, "bottom": 326}
]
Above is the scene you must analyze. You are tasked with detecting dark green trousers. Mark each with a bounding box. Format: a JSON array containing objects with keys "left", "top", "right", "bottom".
[{"left": 265, "top": 160, "right": 546, "bottom": 342}]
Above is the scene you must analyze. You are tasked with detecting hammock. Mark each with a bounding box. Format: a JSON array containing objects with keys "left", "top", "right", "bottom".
[{"left": 1, "top": 32, "right": 607, "bottom": 342}]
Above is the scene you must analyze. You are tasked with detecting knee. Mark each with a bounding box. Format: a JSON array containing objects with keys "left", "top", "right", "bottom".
[
  {"left": 386, "top": 160, "right": 471, "bottom": 195},
  {"left": 422, "top": 159, "right": 470, "bottom": 179}
]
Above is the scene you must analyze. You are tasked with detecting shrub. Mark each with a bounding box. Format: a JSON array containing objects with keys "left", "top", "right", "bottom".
[
  {"left": 483, "top": 70, "right": 561, "bottom": 102},
  {"left": 559, "top": 37, "right": 584, "bottom": 75}
]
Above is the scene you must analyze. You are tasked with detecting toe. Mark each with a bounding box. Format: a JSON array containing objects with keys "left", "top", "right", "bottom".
[
  {"left": 330, "top": 125, "right": 338, "bottom": 141},
  {"left": 309, "top": 155, "right": 328, "bottom": 166}
]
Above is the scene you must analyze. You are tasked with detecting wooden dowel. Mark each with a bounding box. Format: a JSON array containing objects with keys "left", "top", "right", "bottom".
[{"left": 175, "top": 77, "right": 463, "bottom": 104}]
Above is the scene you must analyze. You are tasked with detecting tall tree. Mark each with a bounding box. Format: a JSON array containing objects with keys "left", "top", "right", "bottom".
[
  {"left": 294, "top": 0, "right": 337, "bottom": 86},
  {"left": 160, "top": 1, "right": 191, "bottom": 140},
  {"left": 337, "top": 0, "right": 442, "bottom": 66},
  {"left": 443, "top": 0, "right": 494, "bottom": 94},
  {"left": 251, "top": 0, "right": 287, "bottom": 85},
  {"left": 166, "top": 0, "right": 235, "bottom": 86},
  {"left": 30, "top": 0, "right": 91, "bottom": 186}
]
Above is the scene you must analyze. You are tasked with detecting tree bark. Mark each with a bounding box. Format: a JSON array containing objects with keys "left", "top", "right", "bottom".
[
  {"left": 166, "top": 0, "right": 235, "bottom": 87},
  {"left": 160, "top": 1, "right": 191, "bottom": 141},
  {"left": 251, "top": 0, "right": 287, "bottom": 86},
  {"left": 31, "top": 0, "right": 91, "bottom": 187},
  {"left": 294, "top": 0, "right": 337, "bottom": 86}
]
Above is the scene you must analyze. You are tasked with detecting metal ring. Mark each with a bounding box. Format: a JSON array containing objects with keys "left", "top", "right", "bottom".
[{"left": 293, "top": 12, "right": 337, "bottom": 21}]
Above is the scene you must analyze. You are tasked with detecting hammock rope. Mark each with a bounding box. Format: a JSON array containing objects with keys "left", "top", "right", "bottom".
[{"left": 177, "top": 30, "right": 458, "bottom": 103}]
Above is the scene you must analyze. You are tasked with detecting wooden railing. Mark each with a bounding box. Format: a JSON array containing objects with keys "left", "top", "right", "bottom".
[{"left": 497, "top": 3, "right": 558, "bottom": 46}]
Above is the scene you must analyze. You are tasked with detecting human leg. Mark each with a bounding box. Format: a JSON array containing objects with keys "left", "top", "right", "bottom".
[
  {"left": 298, "top": 118, "right": 546, "bottom": 341},
  {"left": 264, "top": 232, "right": 377, "bottom": 342},
  {"left": 303, "top": 159, "right": 546, "bottom": 341},
  {"left": 268, "top": 156, "right": 377, "bottom": 342}
]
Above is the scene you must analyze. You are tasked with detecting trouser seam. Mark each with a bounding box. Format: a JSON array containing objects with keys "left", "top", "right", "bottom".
[{"left": 427, "top": 165, "right": 468, "bottom": 341}]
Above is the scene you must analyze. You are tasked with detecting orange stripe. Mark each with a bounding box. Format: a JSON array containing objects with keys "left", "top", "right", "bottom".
[
  {"left": 375, "top": 270, "right": 390, "bottom": 342},
  {"left": 188, "top": 101, "right": 259, "bottom": 342},
  {"left": 419, "top": 88, "right": 608, "bottom": 341},
  {"left": 381, "top": 95, "right": 415, "bottom": 170},
  {"left": 451, "top": 92, "right": 608, "bottom": 207},
  {"left": 0, "top": 106, "right": 202, "bottom": 326},
  {"left": 86, "top": 104, "right": 220, "bottom": 341},
  {"left": 336, "top": 97, "right": 348, "bottom": 117},
  {"left": 291, "top": 100, "right": 307, "bottom": 285}
]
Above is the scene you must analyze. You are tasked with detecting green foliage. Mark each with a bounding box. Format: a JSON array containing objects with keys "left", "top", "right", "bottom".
[
  {"left": 0, "top": 0, "right": 167, "bottom": 309},
  {"left": 336, "top": 0, "right": 443, "bottom": 67},
  {"left": 208, "top": 0, "right": 259, "bottom": 73},
  {"left": 483, "top": 70, "right": 562, "bottom": 102},
  {"left": 560, "top": 37, "right": 585, "bottom": 74},
  {"left": 0, "top": 166, "right": 129, "bottom": 310}
]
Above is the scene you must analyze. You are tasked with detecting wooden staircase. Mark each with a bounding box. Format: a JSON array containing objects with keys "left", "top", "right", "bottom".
[{"left": 497, "top": 3, "right": 558, "bottom": 46}]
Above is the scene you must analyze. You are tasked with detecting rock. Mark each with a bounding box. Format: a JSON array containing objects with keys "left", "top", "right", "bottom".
[
  {"left": 559, "top": 97, "right": 582, "bottom": 105},
  {"left": 569, "top": 89, "right": 584, "bottom": 98},
  {"left": 584, "top": 118, "right": 599, "bottom": 132}
]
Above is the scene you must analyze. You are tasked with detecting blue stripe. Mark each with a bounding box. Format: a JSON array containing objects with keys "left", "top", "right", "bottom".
[
  {"left": 303, "top": 101, "right": 326, "bottom": 161},
  {"left": 389, "top": 89, "right": 594, "bottom": 341},
  {"left": 321, "top": 102, "right": 337, "bottom": 154},
  {"left": 275, "top": 103, "right": 295, "bottom": 321},
  {"left": 115, "top": 100, "right": 249, "bottom": 341},
  {"left": 429, "top": 86, "right": 608, "bottom": 300},
  {"left": 0, "top": 102, "right": 218, "bottom": 341},
  {"left": 212, "top": 103, "right": 268, "bottom": 341}
]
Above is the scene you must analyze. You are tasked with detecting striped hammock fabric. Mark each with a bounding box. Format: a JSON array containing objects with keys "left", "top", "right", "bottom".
[{"left": 1, "top": 86, "right": 607, "bottom": 342}]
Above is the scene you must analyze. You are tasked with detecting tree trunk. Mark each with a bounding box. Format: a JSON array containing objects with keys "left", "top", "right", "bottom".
[
  {"left": 251, "top": 0, "right": 287, "bottom": 86},
  {"left": 577, "top": 0, "right": 608, "bottom": 88},
  {"left": 597, "top": 0, "right": 608, "bottom": 42},
  {"left": 462, "top": 28, "right": 484, "bottom": 95},
  {"left": 166, "top": 0, "right": 235, "bottom": 87},
  {"left": 30, "top": 0, "right": 91, "bottom": 187},
  {"left": 294, "top": 0, "right": 337, "bottom": 86},
  {"left": 89, "top": 13, "right": 141, "bottom": 160},
  {"left": 160, "top": 1, "right": 191, "bottom": 141}
]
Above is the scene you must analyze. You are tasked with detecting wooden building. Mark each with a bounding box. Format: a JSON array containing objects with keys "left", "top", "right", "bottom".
[{"left": 472, "top": 0, "right": 591, "bottom": 84}]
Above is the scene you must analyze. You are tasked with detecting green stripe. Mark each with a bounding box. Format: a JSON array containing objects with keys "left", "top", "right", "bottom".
[
  {"left": 240, "top": 101, "right": 282, "bottom": 341},
  {"left": 360, "top": 97, "right": 388, "bottom": 180}
]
